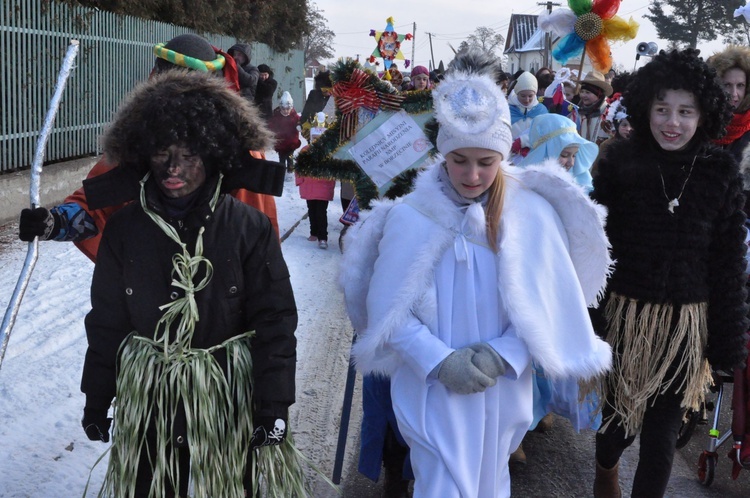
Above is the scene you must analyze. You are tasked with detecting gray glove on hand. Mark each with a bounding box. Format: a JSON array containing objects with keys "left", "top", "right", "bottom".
[
  {"left": 437, "top": 347, "right": 495, "bottom": 394},
  {"left": 469, "top": 342, "right": 506, "bottom": 378}
]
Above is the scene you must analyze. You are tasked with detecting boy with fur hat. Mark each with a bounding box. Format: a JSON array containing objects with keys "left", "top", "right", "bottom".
[
  {"left": 591, "top": 49, "right": 749, "bottom": 498},
  {"left": 508, "top": 70, "right": 548, "bottom": 139},
  {"left": 340, "top": 47, "right": 612, "bottom": 497},
  {"left": 18, "top": 33, "right": 282, "bottom": 261},
  {"left": 576, "top": 70, "right": 613, "bottom": 144},
  {"left": 80, "top": 70, "right": 300, "bottom": 497}
]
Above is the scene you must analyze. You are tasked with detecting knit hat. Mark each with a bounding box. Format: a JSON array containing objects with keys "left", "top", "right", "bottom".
[
  {"left": 280, "top": 91, "right": 293, "bottom": 109},
  {"left": 258, "top": 64, "right": 272, "bottom": 74},
  {"left": 514, "top": 71, "right": 538, "bottom": 94},
  {"left": 434, "top": 71, "right": 513, "bottom": 159},
  {"left": 153, "top": 34, "right": 220, "bottom": 73},
  {"left": 411, "top": 65, "right": 430, "bottom": 77}
]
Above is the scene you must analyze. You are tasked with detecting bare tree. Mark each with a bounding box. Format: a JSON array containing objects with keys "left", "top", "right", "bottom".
[
  {"left": 301, "top": 3, "right": 335, "bottom": 66},
  {"left": 458, "top": 27, "right": 505, "bottom": 56}
]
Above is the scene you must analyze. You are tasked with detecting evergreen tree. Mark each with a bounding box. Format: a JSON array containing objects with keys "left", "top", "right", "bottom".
[
  {"left": 645, "top": 0, "right": 744, "bottom": 49},
  {"left": 61, "top": 0, "right": 309, "bottom": 52}
]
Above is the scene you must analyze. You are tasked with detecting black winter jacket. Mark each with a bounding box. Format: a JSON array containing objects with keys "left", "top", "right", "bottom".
[
  {"left": 255, "top": 73, "right": 278, "bottom": 121},
  {"left": 81, "top": 178, "right": 297, "bottom": 418},
  {"left": 592, "top": 136, "right": 749, "bottom": 370}
]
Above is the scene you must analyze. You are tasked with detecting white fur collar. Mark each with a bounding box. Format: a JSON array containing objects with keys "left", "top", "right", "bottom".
[{"left": 340, "top": 159, "right": 613, "bottom": 378}]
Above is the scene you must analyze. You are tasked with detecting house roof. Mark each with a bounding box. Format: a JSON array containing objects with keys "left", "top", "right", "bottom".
[{"left": 504, "top": 14, "right": 545, "bottom": 54}]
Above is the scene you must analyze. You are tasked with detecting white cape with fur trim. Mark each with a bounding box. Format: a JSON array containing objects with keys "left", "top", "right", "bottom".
[{"left": 340, "top": 158, "right": 613, "bottom": 380}]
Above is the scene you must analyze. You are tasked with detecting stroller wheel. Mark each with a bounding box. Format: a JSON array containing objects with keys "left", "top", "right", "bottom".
[
  {"left": 698, "top": 451, "right": 716, "bottom": 487},
  {"left": 676, "top": 408, "right": 701, "bottom": 449}
]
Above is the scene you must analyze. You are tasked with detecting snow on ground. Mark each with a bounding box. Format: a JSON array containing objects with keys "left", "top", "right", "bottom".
[{"left": 0, "top": 150, "right": 360, "bottom": 497}]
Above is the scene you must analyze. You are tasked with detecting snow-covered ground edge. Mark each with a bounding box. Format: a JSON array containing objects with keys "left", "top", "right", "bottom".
[{"left": 0, "top": 149, "right": 360, "bottom": 497}]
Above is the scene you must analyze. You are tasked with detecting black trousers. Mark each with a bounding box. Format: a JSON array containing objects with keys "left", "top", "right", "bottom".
[
  {"left": 279, "top": 151, "right": 293, "bottom": 171},
  {"left": 307, "top": 199, "right": 329, "bottom": 241},
  {"left": 596, "top": 387, "right": 685, "bottom": 498}
]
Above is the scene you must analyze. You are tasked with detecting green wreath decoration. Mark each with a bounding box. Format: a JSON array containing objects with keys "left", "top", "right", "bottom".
[{"left": 295, "top": 59, "right": 434, "bottom": 209}]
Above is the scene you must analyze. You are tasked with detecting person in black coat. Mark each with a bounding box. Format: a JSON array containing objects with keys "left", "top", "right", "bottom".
[
  {"left": 255, "top": 63, "right": 278, "bottom": 121},
  {"left": 228, "top": 42, "right": 259, "bottom": 102},
  {"left": 590, "top": 48, "right": 749, "bottom": 498},
  {"left": 300, "top": 70, "right": 332, "bottom": 129},
  {"left": 80, "top": 70, "right": 298, "bottom": 496}
]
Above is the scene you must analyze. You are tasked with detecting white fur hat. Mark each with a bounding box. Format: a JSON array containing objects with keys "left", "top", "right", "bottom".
[
  {"left": 434, "top": 71, "right": 513, "bottom": 160},
  {"left": 514, "top": 71, "right": 538, "bottom": 94}
]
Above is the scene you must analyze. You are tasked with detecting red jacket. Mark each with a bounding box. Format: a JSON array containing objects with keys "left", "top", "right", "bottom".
[{"left": 268, "top": 108, "right": 301, "bottom": 155}]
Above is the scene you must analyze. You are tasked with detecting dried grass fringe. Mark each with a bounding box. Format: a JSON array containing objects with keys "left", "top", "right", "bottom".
[
  {"left": 599, "top": 293, "right": 712, "bottom": 438},
  {"left": 88, "top": 174, "right": 326, "bottom": 497}
]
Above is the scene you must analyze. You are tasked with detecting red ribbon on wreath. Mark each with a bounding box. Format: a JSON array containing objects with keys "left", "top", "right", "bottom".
[{"left": 332, "top": 69, "right": 381, "bottom": 141}]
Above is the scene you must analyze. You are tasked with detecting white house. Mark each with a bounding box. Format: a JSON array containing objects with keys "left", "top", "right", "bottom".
[{"left": 503, "top": 13, "right": 593, "bottom": 78}]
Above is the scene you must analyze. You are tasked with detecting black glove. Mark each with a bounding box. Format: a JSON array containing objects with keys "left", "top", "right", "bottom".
[
  {"left": 18, "top": 207, "right": 60, "bottom": 241},
  {"left": 81, "top": 408, "right": 112, "bottom": 443},
  {"left": 250, "top": 417, "right": 287, "bottom": 449}
]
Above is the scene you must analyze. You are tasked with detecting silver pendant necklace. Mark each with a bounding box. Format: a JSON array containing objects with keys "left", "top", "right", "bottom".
[{"left": 657, "top": 154, "right": 697, "bottom": 214}]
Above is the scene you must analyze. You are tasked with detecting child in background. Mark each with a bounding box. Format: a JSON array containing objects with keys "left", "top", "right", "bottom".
[
  {"left": 296, "top": 112, "right": 335, "bottom": 249},
  {"left": 268, "top": 91, "right": 301, "bottom": 172},
  {"left": 508, "top": 71, "right": 548, "bottom": 139},
  {"left": 521, "top": 113, "right": 598, "bottom": 192}
]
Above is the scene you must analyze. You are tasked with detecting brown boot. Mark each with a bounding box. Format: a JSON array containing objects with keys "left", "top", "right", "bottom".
[
  {"left": 593, "top": 460, "right": 621, "bottom": 498},
  {"left": 534, "top": 413, "right": 555, "bottom": 433},
  {"left": 509, "top": 442, "right": 527, "bottom": 465}
]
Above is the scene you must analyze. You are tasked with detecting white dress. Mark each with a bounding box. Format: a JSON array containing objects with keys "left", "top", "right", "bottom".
[
  {"left": 381, "top": 203, "right": 532, "bottom": 497},
  {"left": 343, "top": 159, "right": 613, "bottom": 498}
]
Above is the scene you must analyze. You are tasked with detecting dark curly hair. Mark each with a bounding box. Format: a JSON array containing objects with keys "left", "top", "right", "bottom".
[
  {"left": 102, "top": 70, "right": 274, "bottom": 177},
  {"left": 623, "top": 48, "right": 732, "bottom": 143},
  {"left": 610, "top": 71, "right": 634, "bottom": 96}
]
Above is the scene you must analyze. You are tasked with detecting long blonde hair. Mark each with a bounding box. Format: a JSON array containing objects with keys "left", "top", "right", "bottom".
[{"left": 485, "top": 167, "right": 506, "bottom": 252}]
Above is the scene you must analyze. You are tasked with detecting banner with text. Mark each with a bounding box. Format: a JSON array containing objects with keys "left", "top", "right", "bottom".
[{"left": 346, "top": 110, "right": 431, "bottom": 193}]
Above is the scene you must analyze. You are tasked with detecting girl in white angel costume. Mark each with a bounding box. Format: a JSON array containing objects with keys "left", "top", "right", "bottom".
[{"left": 340, "top": 51, "right": 613, "bottom": 497}]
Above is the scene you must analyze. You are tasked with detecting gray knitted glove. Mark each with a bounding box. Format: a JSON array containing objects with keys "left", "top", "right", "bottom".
[
  {"left": 469, "top": 342, "right": 506, "bottom": 378},
  {"left": 437, "top": 347, "right": 495, "bottom": 394}
]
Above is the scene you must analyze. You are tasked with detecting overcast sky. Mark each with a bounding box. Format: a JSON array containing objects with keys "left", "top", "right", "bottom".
[{"left": 313, "top": 0, "right": 733, "bottom": 73}]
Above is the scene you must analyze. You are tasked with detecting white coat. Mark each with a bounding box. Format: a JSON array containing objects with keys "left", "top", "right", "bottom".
[{"left": 340, "top": 159, "right": 613, "bottom": 497}]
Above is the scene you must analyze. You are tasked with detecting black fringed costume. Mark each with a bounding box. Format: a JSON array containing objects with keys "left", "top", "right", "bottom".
[
  {"left": 593, "top": 136, "right": 748, "bottom": 375},
  {"left": 591, "top": 134, "right": 749, "bottom": 496}
]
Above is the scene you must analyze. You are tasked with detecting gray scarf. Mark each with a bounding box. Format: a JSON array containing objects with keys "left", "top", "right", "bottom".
[{"left": 437, "top": 162, "right": 489, "bottom": 209}]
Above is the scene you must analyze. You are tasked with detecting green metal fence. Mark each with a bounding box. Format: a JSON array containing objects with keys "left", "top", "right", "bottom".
[{"left": 0, "top": 0, "right": 305, "bottom": 174}]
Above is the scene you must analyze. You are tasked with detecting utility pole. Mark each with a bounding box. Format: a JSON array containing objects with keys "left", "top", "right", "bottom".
[
  {"left": 412, "top": 22, "right": 417, "bottom": 69},
  {"left": 426, "top": 32, "right": 435, "bottom": 71},
  {"left": 537, "top": 1, "right": 560, "bottom": 68}
]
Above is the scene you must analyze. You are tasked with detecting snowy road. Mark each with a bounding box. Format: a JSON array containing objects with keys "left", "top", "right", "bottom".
[
  {"left": 2, "top": 168, "right": 749, "bottom": 497},
  {"left": 0, "top": 172, "right": 364, "bottom": 497}
]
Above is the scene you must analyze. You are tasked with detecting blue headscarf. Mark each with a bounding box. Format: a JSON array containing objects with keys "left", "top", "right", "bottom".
[{"left": 518, "top": 113, "right": 598, "bottom": 192}]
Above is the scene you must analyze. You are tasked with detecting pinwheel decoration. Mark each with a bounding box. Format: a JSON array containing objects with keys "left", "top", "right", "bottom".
[
  {"left": 369, "top": 16, "right": 412, "bottom": 79},
  {"left": 539, "top": 0, "right": 639, "bottom": 73}
]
